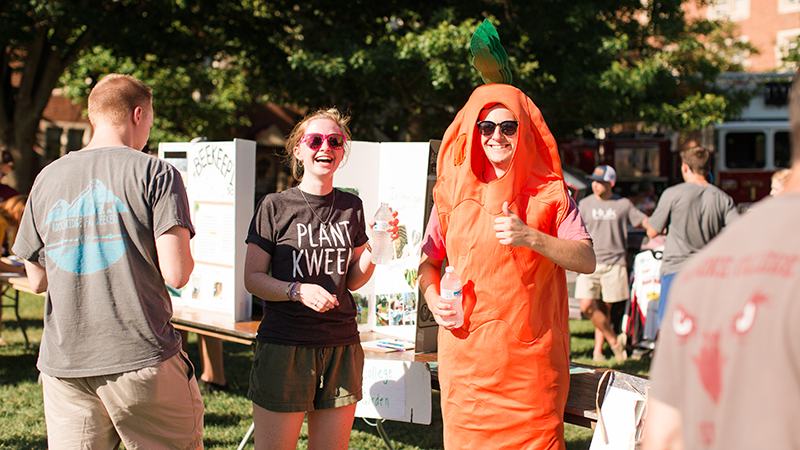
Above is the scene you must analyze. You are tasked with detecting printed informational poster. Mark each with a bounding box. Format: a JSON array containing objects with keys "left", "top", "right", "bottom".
[
  {"left": 159, "top": 139, "right": 256, "bottom": 321},
  {"left": 333, "top": 142, "right": 432, "bottom": 341}
]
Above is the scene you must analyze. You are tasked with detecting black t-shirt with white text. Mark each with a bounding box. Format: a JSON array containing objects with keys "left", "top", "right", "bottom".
[{"left": 246, "top": 187, "right": 368, "bottom": 347}]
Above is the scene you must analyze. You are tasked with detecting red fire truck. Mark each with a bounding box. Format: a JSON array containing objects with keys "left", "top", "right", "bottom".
[
  {"left": 561, "top": 78, "right": 793, "bottom": 207},
  {"left": 713, "top": 78, "right": 792, "bottom": 206},
  {"left": 559, "top": 133, "right": 675, "bottom": 201},
  {"left": 562, "top": 125, "right": 790, "bottom": 208},
  {"left": 715, "top": 121, "right": 790, "bottom": 204}
]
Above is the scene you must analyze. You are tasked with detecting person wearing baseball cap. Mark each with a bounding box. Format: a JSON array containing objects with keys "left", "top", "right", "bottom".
[
  {"left": 577, "top": 164, "right": 649, "bottom": 361},
  {"left": 587, "top": 164, "right": 617, "bottom": 184},
  {"left": 644, "top": 146, "right": 738, "bottom": 330}
]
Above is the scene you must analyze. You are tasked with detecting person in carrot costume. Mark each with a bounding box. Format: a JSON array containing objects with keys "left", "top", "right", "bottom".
[{"left": 418, "top": 21, "right": 596, "bottom": 449}]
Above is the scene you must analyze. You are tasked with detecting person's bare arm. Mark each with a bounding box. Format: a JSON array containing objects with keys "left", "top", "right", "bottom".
[
  {"left": 643, "top": 398, "right": 684, "bottom": 450},
  {"left": 646, "top": 221, "right": 664, "bottom": 238},
  {"left": 346, "top": 244, "right": 375, "bottom": 292},
  {"left": 493, "top": 202, "right": 596, "bottom": 274},
  {"left": 156, "top": 225, "right": 194, "bottom": 289},
  {"left": 23, "top": 260, "right": 47, "bottom": 294}
]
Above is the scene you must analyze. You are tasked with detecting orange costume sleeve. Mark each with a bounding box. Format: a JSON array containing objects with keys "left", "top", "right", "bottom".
[{"left": 433, "top": 83, "right": 572, "bottom": 449}]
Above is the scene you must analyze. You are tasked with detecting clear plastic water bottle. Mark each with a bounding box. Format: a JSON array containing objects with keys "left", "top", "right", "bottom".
[
  {"left": 440, "top": 266, "right": 464, "bottom": 328},
  {"left": 370, "top": 203, "right": 393, "bottom": 265}
]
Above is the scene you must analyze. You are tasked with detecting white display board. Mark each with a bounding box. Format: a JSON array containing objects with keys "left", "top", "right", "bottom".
[
  {"left": 333, "top": 141, "right": 432, "bottom": 341},
  {"left": 159, "top": 139, "right": 256, "bottom": 321},
  {"left": 355, "top": 359, "right": 432, "bottom": 424}
]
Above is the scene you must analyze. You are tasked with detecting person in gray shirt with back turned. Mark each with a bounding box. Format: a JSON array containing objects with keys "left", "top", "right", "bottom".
[
  {"left": 13, "top": 73, "right": 203, "bottom": 449},
  {"left": 646, "top": 146, "right": 738, "bottom": 331}
]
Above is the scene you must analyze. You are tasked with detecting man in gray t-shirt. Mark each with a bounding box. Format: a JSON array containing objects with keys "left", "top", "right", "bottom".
[
  {"left": 646, "top": 146, "right": 738, "bottom": 329},
  {"left": 13, "top": 74, "right": 203, "bottom": 449},
  {"left": 576, "top": 165, "right": 648, "bottom": 361},
  {"left": 644, "top": 69, "right": 800, "bottom": 450}
]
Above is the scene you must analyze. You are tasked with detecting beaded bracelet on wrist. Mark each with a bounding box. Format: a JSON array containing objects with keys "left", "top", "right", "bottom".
[{"left": 286, "top": 281, "right": 300, "bottom": 301}]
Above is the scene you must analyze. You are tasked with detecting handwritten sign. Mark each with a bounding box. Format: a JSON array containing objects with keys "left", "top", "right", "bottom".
[
  {"left": 355, "top": 358, "right": 432, "bottom": 424},
  {"left": 357, "top": 359, "right": 407, "bottom": 421}
]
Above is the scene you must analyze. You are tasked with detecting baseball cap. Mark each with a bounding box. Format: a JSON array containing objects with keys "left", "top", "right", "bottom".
[{"left": 587, "top": 165, "right": 616, "bottom": 183}]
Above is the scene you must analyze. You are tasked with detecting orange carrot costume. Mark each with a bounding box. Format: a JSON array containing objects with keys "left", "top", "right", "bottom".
[{"left": 433, "top": 83, "right": 572, "bottom": 449}]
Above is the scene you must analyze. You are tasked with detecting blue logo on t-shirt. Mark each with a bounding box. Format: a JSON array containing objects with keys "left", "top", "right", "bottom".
[{"left": 44, "top": 180, "right": 129, "bottom": 274}]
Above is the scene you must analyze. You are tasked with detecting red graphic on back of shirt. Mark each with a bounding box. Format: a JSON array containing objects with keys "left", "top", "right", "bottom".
[
  {"left": 698, "top": 421, "right": 716, "bottom": 446},
  {"left": 732, "top": 291, "right": 769, "bottom": 335},
  {"left": 692, "top": 332, "right": 726, "bottom": 403},
  {"left": 673, "top": 306, "right": 695, "bottom": 338}
]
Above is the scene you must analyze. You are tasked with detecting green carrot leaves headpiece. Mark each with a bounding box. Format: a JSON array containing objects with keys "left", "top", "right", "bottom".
[{"left": 470, "top": 19, "right": 512, "bottom": 85}]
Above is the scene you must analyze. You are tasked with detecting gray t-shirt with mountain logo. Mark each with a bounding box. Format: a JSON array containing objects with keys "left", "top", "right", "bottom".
[{"left": 14, "top": 146, "right": 194, "bottom": 378}]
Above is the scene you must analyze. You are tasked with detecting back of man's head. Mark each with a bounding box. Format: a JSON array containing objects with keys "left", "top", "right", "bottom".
[
  {"left": 679, "top": 146, "right": 710, "bottom": 175},
  {"left": 87, "top": 74, "right": 152, "bottom": 128},
  {"left": 789, "top": 69, "right": 800, "bottom": 164}
]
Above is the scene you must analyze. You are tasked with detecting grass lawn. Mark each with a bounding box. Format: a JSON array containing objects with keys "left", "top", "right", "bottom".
[{"left": 0, "top": 291, "right": 650, "bottom": 449}]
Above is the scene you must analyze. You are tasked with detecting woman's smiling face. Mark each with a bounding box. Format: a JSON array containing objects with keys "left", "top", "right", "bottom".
[
  {"left": 478, "top": 105, "right": 518, "bottom": 174},
  {"left": 293, "top": 118, "right": 344, "bottom": 179}
]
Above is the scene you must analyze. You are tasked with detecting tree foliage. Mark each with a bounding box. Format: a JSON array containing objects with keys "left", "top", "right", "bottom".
[
  {"left": 3, "top": 0, "right": 755, "bottom": 192},
  {"left": 1, "top": 0, "right": 256, "bottom": 190}
]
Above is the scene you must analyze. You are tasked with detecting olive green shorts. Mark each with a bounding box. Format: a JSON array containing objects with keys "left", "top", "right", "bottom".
[{"left": 247, "top": 341, "right": 364, "bottom": 413}]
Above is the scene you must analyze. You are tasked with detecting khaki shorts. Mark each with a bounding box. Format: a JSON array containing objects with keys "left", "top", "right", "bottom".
[
  {"left": 41, "top": 350, "right": 204, "bottom": 450},
  {"left": 248, "top": 342, "right": 364, "bottom": 413},
  {"left": 574, "top": 263, "right": 630, "bottom": 303}
]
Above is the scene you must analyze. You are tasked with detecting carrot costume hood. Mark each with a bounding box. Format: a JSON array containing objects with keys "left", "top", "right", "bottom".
[{"left": 433, "top": 21, "right": 573, "bottom": 450}]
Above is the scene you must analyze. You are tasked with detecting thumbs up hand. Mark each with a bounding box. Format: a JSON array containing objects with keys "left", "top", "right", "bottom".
[
  {"left": 491, "top": 201, "right": 598, "bottom": 274},
  {"left": 494, "top": 201, "right": 533, "bottom": 247}
]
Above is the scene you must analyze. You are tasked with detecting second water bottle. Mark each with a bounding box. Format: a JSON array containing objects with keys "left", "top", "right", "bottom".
[{"left": 440, "top": 266, "right": 464, "bottom": 328}]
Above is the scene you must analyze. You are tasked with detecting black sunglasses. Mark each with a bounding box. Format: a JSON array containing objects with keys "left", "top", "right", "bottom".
[{"left": 476, "top": 120, "right": 519, "bottom": 137}]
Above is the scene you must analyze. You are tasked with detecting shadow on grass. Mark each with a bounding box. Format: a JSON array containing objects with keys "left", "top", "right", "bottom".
[
  {"left": 203, "top": 407, "right": 251, "bottom": 428},
  {"left": 0, "top": 352, "right": 40, "bottom": 385},
  {"left": 1, "top": 315, "right": 43, "bottom": 331},
  {"left": 0, "top": 436, "right": 47, "bottom": 449}
]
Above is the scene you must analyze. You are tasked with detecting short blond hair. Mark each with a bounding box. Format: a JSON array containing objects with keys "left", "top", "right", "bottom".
[
  {"left": 87, "top": 74, "right": 152, "bottom": 127},
  {"left": 772, "top": 168, "right": 791, "bottom": 186},
  {"left": 284, "top": 108, "right": 352, "bottom": 180}
]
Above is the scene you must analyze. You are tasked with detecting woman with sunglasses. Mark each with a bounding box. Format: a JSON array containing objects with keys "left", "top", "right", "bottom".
[
  {"left": 244, "top": 108, "right": 398, "bottom": 450},
  {"left": 419, "top": 83, "right": 595, "bottom": 449}
]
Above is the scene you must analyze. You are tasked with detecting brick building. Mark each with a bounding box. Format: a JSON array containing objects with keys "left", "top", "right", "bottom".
[{"left": 689, "top": 0, "right": 800, "bottom": 72}]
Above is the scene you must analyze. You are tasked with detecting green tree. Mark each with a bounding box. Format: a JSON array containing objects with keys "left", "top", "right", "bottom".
[
  {"left": 59, "top": 47, "right": 254, "bottom": 146},
  {"left": 3, "top": 0, "right": 756, "bottom": 192},
  {"left": 235, "top": 0, "right": 755, "bottom": 141},
  {"left": 1, "top": 0, "right": 260, "bottom": 191}
]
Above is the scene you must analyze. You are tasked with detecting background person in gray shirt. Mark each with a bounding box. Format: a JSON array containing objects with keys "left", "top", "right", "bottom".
[
  {"left": 646, "top": 146, "right": 738, "bottom": 330},
  {"left": 577, "top": 165, "right": 649, "bottom": 361}
]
